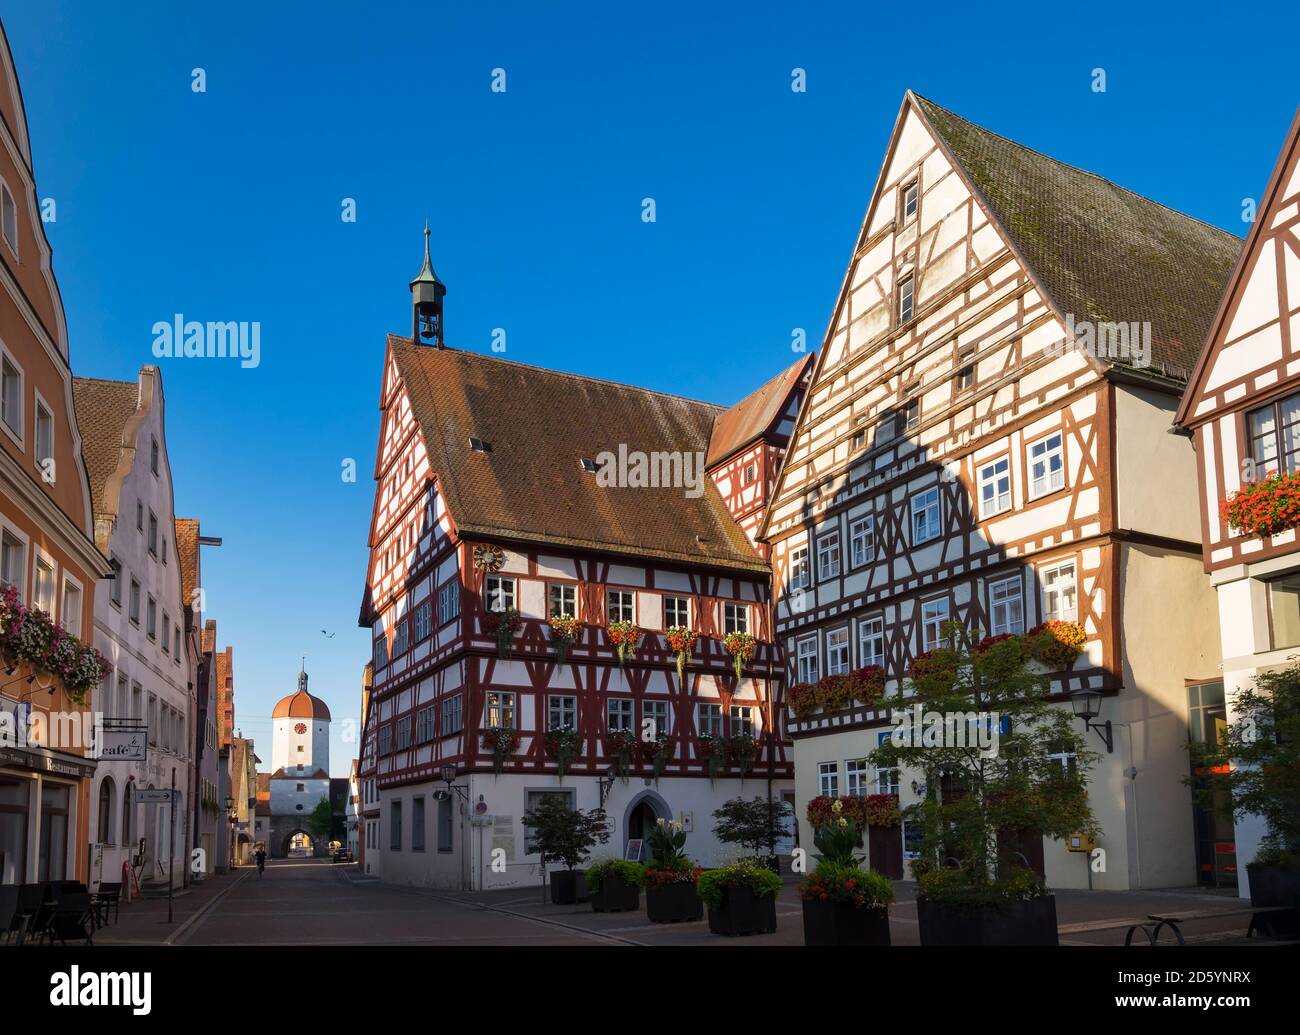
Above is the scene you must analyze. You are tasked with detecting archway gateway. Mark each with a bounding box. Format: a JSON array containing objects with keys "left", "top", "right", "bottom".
[{"left": 283, "top": 830, "right": 315, "bottom": 857}]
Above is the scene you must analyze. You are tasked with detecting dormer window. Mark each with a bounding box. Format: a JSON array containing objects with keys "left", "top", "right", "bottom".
[
  {"left": 901, "top": 179, "right": 919, "bottom": 225},
  {"left": 579, "top": 458, "right": 597, "bottom": 473},
  {"left": 469, "top": 437, "right": 492, "bottom": 453}
]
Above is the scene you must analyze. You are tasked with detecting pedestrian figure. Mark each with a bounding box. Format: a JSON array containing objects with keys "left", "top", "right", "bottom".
[{"left": 255, "top": 847, "right": 266, "bottom": 875}]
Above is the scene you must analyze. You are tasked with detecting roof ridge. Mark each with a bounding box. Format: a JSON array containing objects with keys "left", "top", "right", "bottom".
[
  {"left": 71, "top": 374, "right": 138, "bottom": 390},
  {"left": 389, "top": 335, "right": 725, "bottom": 412},
  {"left": 911, "top": 92, "right": 1242, "bottom": 244}
]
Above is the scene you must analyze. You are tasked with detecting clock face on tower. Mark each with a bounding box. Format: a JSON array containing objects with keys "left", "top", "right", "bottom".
[{"left": 294, "top": 723, "right": 307, "bottom": 734}]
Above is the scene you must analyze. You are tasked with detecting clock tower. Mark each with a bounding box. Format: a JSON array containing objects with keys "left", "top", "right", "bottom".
[{"left": 267, "top": 667, "right": 333, "bottom": 857}]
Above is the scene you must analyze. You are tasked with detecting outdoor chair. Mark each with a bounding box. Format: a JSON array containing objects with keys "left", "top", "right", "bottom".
[
  {"left": 14, "top": 884, "right": 48, "bottom": 945},
  {"left": 43, "top": 892, "right": 93, "bottom": 946},
  {"left": 0, "top": 885, "right": 19, "bottom": 944},
  {"left": 93, "top": 881, "right": 122, "bottom": 926}
]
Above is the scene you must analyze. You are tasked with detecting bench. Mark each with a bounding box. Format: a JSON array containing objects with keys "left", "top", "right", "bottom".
[{"left": 1123, "top": 905, "right": 1293, "bottom": 946}]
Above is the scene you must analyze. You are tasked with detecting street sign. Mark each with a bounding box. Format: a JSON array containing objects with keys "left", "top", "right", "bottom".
[{"left": 133, "top": 789, "right": 176, "bottom": 805}]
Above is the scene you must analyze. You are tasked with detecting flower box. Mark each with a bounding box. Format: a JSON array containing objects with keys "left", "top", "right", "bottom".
[
  {"left": 706, "top": 884, "right": 777, "bottom": 937},
  {"left": 801, "top": 899, "right": 890, "bottom": 946},
  {"left": 645, "top": 881, "right": 702, "bottom": 923},
  {"left": 590, "top": 872, "right": 640, "bottom": 913},
  {"left": 916, "top": 894, "right": 1058, "bottom": 946},
  {"left": 549, "top": 869, "right": 588, "bottom": 905}
]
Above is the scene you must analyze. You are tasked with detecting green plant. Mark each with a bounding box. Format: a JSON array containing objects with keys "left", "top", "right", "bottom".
[
  {"left": 606, "top": 728, "right": 637, "bottom": 779},
  {"left": 913, "top": 862, "right": 1046, "bottom": 911},
  {"left": 306, "top": 797, "right": 332, "bottom": 842},
  {"left": 481, "top": 726, "right": 518, "bottom": 775},
  {"left": 800, "top": 862, "right": 894, "bottom": 909},
  {"left": 544, "top": 726, "right": 582, "bottom": 779},
  {"left": 729, "top": 732, "right": 758, "bottom": 778},
  {"left": 647, "top": 816, "right": 689, "bottom": 869},
  {"left": 870, "top": 622, "right": 1098, "bottom": 906},
  {"left": 696, "top": 859, "right": 781, "bottom": 909},
  {"left": 700, "top": 735, "right": 728, "bottom": 782},
  {"left": 487, "top": 607, "right": 521, "bottom": 658},
  {"left": 1188, "top": 661, "right": 1300, "bottom": 868},
  {"left": 548, "top": 614, "right": 581, "bottom": 668},
  {"left": 811, "top": 801, "right": 864, "bottom": 867},
  {"left": 712, "top": 796, "right": 791, "bottom": 860},
  {"left": 722, "top": 631, "right": 756, "bottom": 679},
  {"left": 521, "top": 795, "right": 609, "bottom": 871},
  {"left": 585, "top": 857, "right": 646, "bottom": 893}
]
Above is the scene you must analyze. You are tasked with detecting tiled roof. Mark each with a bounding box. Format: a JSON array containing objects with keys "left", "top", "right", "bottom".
[
  {"left": 389, "top": 338, "right": 767, "bottom": 573},
  {"left": 202, "top": 619, "right": 216, "bottom": 655},
  {"left": 71, "top": 376, "right": 140, "bottom": 520},
  {"left": 706, "top": 355, "right": 813, "bottom": 467},
  {"left": 271, "top": 767, "right": 329, "bottom": 781},
  {"left": 273, "top": 688, "right": 332, "bottom": 721},
  {"left": 914, "top": 94, "right": 1243, "bottom": 384},
  {"left": 175, "top": 518, "right": 200, "bottom": 606}
]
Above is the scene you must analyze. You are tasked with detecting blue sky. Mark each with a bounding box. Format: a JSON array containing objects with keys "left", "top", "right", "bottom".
[{"left": 1, "top": 1, "right": 1293, "bottom": 774}]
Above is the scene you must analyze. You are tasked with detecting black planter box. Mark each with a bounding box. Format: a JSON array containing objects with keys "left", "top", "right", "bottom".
[
  {"left": 549, "top": 869, "right": 588, "bottom": 905},
  {"left": 646, "top": 880, "right": 703, "bottom": 923},
  {"left": 1247, "top": 863, "right": 1300, "bottom": 938},
  {"left": 590, "top": 873, "right": 640, "bottom": 913},
  {"left": 917, "top": 894, "right": 1058, "bottom": 946},
  {"left": 707, "top": 885, "right": 778, "bottom": 936},
  {"left": 801, "top": 898, "right": 890, "bottom": 946}
]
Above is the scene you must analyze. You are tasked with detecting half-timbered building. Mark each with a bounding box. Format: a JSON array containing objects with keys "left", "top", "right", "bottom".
[
  {"left": 765, "top": 92, "right": 1242, "bottom": 891},
  {"left": 357, "top": 236, "right": 808, "bottom": 889},
  {"left": 1174, "top": 108, "right": 1300, "bottom": 897}
]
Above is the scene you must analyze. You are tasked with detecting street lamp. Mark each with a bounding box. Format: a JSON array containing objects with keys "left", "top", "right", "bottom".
[
  {"left": 1070, "top": 689, "right": 1114, "bottom": 753},
  {"left": 440, "top": 764, "right": 469, "bottom": 803}
]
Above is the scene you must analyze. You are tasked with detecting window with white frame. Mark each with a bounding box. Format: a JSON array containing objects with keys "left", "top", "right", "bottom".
[
  {"left": 796, "top": 636, "right": 819, "bottom": 684},
  {"left": 413, "top": 600, "right": 431, "bottom": 641},
  {"left": 33, "top": 553, "right": 55, "bottom": 613},
  {"left": 1, "top": 352, "right": 21, "bottom": 438},
  {"left": 988, "top": 575, "right": 1024, "bottom": 636},
  {"left": 1029, "top": 432, "right": 1065, "bottom": 498},
  {"left": 485, "top": 575, "right": 515, "bottom": 613},
  {"left": 921, "top": 597, "right": 950, "bottom": 650},
  {"left": 549, "top": 583, "right": 576, "bottom": 617},
  {"left": 440, "top": 694, "right": 462, "bottom": 735},
  {"left": 34, "top": 398, "right": 53, "bottom": 472},
  {"left": 817, "top": 761, "right": 839, "bottom": 797},
  {"left": 607, "top": 697, "right": 633, "bottom": 732},
  {"left": 548, "top": 695, "right": 576, "bottom": 730},
  {"left": 826, "top": 626, "right": 850, "bottom": 675},
  {"left": 128, "top": 578, "right": 140, "bottom": 625},
  {"left": 485, "top": 691, "right": 515, "bottom": 728},
  {"left": 607, "top": 589, "right": 634, "bottom": 623},
  {"left": 845, "top": 758, "right": 870, "bottom": 796},
  {"left": 437, "top": 580, "right": 459, "bottom": 625},
  {"left": 901, "top": 180, "right": 919, "bottom": 224},
  {"left": 789, "top": 545, "right": 810, "bottom": 590},
  {"left": 392, "top": 615, "right": 408, "bottom": 656},
  {"left": 858, "top": 616, "right": 884, "bottom": 668},
  {"left": 0, "top": 181, "right": 16, "bottom": 255},
  {"left": 723, "top": 601, "right": 749, "bottom": 634},
  {"left": 1041, "top": 560, "right": 1078, "bottom": 622},
  {"left": 61, "top": 577, "right": 81, "bottom": 637},
  {"left": 643, "top": 699, "right": 670, "bottom": 737},
  {"left": 416, "top": 705, "right": 436, "bottom": 744},
  {"left": 730, "top": 705, "right": 754, "bottom": 736},
  {"left": 898, "top": 274, "right": 915, "bottom": 323},
  {"left": 817, "top": 532, "right": 841, "bottom": 581},
  {"left": 876, "top": 764, "right": 900, "bottom": 796},
  {"left": 696, "top": 702, "right": 723, "bottom": 738},
  {"left": 663, "top": 595, "right": 689, "bottom": 628},
  {"left": 979, "top": 457, "right": 1012, "bottom": 517},
  {"left": 1, "top": 530, "right": 25, "bottom": 595},
  {"left": 911, "top": 488, "right": 941, "bottom": 544},
  {"left": 849, "top": 515, "right": 875, "bottom": 567}
]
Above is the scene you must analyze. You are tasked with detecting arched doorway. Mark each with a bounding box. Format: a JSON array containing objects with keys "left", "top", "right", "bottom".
[
  {"left": 283, "top": 830, "right": 314, "bottom": 857},
  {"left": 622, "top": 790, "right": 671, "bottom": 861}
]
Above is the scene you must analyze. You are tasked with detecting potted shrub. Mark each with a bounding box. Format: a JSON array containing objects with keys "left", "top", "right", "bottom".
[
  {"left": 870, "top": 622, "right": 1098, "bottom": 946},
  {"left": 586, "top": 858, "right": 645, "bottom": 913},
  {"left": 1189, "top": 662, "right": 1300, "bottom": 936},
  {"left": 799, "top": 798, "right": 894, "bottom": 946},
  {"left": 606, "top": 728, "right": 637, "bottom": 779},
  {"left": 520, "top": 795, "right": 609, "bottom": 905},
  {"left": 486, "top": 607, "right": 521, "bottom": 659},
  {"left": 699, "top": 734, "right": 729, "bottom": 783},
  {"left": 712, "top": 795, "right": 792, "bottom": 873},
  {"left": 644, "top": 818, "right": 703, "bottom": 922},
  {"left": 722, "top": 631, "right": 756, "bottom": 679},
  {"left": 607, "top": 620, "right": 640, "bottom": 668},
  {"left": 698, "top": 859, "right": 782, "bottom": 936},
  {"left": 729, "top": 731, "right": 758, "bottom": 779},
  {"left": 481, "top": 726, "right": 518, "bottom": 775},
  {"left": 548, "top": 613, "right": 581, "bottom": 669},
  {"left": 665, "top": 625, "right": 697, "bottom": 681},
  {"left": 641, "top": 731, "right": 673, "bottom": 782}
]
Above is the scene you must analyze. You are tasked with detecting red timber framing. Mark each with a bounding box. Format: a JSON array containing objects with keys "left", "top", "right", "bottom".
[{"left": 358, "top": 336, "right": 810, "bottom": 794}]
